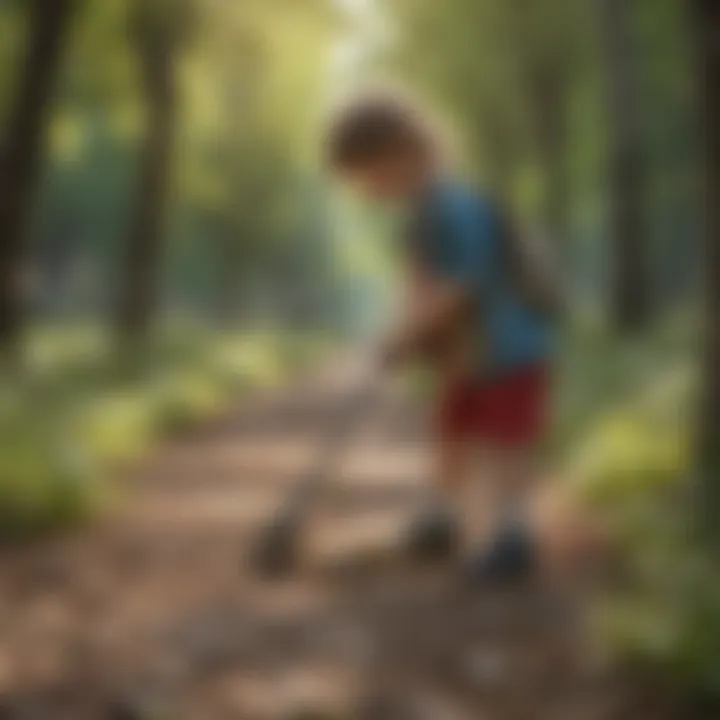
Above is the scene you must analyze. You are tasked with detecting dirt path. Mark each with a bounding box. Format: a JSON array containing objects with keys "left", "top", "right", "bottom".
[{"left": 0, "top": 361, "right": 669, "bottom": 719}]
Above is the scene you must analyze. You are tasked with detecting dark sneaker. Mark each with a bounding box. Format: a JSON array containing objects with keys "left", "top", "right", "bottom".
[
  {"left": 405, "top": 506, "right": 459, "bottom": 563},
  {"left": 464, "top": 521, "right": 537, "bottom": 586}
]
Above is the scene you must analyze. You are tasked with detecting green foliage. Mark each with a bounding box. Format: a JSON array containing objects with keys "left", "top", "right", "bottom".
[
  {"left": 0, "top": 0, "right": 712, "bottom": 702},
  {"left": 559, "top": 315, "right": 720, "bottom": 698},
  {"left": 570, "top": 409, "right": 688, "bottom": 511},
  {"left": 22, "top": 0, "right": 341, "bottom": 326},
  {"left": 0, "top": 327, "right": 331, "bottom": 539},
  {"left": 0, "top": 0, "right": 29, "bottom": 124},
  {"left": 564, "top": 342, "right": 693, "bottom": 510},
  {"left": 559, "top": 314, "right": 695, "bottom": 510},
  {"left": 595, "top": 564, "right": 720, "bottom": 698},
  {"left": 0, "top": 383, "right": 102, "bottom": 540},
  {"left": 592, "top": 490, "right": 720, "bottom": 698}
]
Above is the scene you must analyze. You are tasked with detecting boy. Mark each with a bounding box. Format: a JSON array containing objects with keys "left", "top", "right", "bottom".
[{"left": 326, "top": 93, "right": 554, "bottom": 584}]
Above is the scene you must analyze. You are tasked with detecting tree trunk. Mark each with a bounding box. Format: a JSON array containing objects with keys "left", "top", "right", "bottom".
[
  {"left": 0, "top": 0, "right": 76, "bottom": 357},
  {"left": 115, "top": 45, "right": 176, "bottom": 346},
  {"left": 478, "top": 107, "right": 514, "bottom": 207},
  {"left": 690, "top": 0, "right": 720, "bottom": 510},
  {"left": 505, "top": 0, "right": 569, "bottom": 243},
  {"left": 596, "top": 0, "right": 649, "bottom": 332},
  {"left": 531, "top": 68, "right": 569, "bottom": 245}
]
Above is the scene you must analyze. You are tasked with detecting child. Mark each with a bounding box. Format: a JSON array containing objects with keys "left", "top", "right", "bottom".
[{"left": 325, "top": 92, "right": 555, "bottom": 584}]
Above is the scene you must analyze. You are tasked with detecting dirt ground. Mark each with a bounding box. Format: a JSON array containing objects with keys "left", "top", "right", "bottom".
[{"left": 0, "top": 361, "right": 677, "bottom": 719}]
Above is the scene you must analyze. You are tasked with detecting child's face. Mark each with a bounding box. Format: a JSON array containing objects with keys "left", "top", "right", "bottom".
[{"left": 343, "top": 154, "right": 425, "bottom": 201}]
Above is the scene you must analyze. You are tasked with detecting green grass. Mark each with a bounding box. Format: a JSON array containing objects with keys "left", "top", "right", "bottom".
[
  {"left": 555, "top": 310, "right": 720, "bottom": 701},
  {"left": 0, "top": 326, "right": 332, "bottom": 540}
]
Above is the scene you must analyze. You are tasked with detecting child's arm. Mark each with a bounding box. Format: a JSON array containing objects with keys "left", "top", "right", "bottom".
[{"left": 381, "top": 264, "right": 473, "bottom": 368}]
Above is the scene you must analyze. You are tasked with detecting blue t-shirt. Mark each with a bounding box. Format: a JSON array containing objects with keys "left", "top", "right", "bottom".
[{"left": 406, "top": 180, "right": 553, "bottom": 374}]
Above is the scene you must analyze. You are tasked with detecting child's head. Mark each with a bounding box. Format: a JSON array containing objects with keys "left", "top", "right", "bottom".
[{"left": 326, "top": 92, "right": 438, "bottom": 200}]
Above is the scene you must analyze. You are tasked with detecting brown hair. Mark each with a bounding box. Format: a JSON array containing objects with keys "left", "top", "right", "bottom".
[{"left": 325, "top": 92, "right": 435, "bottom": 171}]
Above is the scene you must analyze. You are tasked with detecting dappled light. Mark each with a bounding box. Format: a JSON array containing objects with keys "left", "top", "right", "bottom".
[{"left": 0, "top": 0, "right": 717, "bottom": 717}]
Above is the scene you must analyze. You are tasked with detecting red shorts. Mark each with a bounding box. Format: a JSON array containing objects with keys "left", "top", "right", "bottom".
[{"left": 437, "top": 365, "right": 550, "bottom": 446}]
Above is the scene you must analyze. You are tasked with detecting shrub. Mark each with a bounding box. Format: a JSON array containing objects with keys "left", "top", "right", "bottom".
[
  {"left": 561, "top": 326, "right": 720, "bottom": 700},
  {"left": 0, "top": 327, "right": 333, "bottom": 539}
]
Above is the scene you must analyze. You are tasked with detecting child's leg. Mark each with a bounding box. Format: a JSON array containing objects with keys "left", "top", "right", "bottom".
[
  {"left": 476, "top": 365, "right": 548, "bottom": 528},
  {"left": 463, "top": 366, "right": 549, "bottom": 581},
  {"left": 462, "top": 445, "right": 541, "bottom": 583},
  {"left": 420, "top": 376, "right": 486, "bottom": 537},
  {"left": 417, "top": 438, "right": 541, "bottom": 563},
  {"left": 432, "top": 372, "right": 478, "bottom": 494},
  {"left": 431, "top": 436, "right": 473, "bottom": 504},
  {"left": 405, "top": 437, "right": 470, "bottom": 560},
  {"left": 483, "top": 444, "right": 540, "bottom": 532},
  {"left": 405, "top": 394, "right": 475, "bottom": 560}
]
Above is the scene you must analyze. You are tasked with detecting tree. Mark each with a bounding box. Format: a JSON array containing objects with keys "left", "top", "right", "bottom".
[
  {"left": 690, "top": 0, "right": 720, "bottom": 515},
  {"left": 596, "top": 0, "right": 649, "bottom": 331},
  {"left": 170, "top": 0, "right": 336, "bottom": 324},
  {"left": 383, "top": 0, "right": 524, "bottom": 200},
  {"left": 525, "top": 61, "right": 569, "bottom": 243},
  {"left": 504, "top": 0, "right": 575, "bottom": 243},
  {"left": 114, "top": 0, "right": 192, "bottom": 345},
  {"left": 0, "top": 0, "right": 77, "bottom": 356}
]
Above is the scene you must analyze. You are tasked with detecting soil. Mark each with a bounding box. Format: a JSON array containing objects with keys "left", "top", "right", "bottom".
[{"left": 0, "top": 360, "right": 678, "bottom": 719}]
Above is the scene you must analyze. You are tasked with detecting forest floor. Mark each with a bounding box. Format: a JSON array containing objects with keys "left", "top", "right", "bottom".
[{"left": 0, "top": 358, "right": 678, "bottom": 720}]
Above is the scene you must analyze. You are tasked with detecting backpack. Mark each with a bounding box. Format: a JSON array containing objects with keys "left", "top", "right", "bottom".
[
  {"left": 415, "top": 186, "right": 565, "bottom": 321},
  {"left": 495, "top": 208, "right": 566, "bottom": 320}
]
